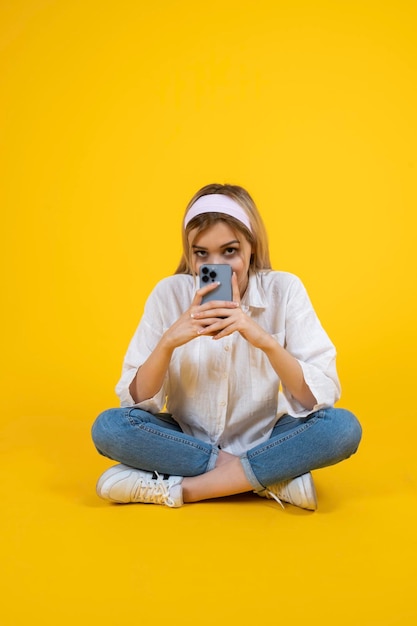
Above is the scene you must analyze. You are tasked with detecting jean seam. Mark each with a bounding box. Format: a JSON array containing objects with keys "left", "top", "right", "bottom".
[
  {"left": 206, "top": 448, "right": 219, "bottom": 471},
  {"left": 240, "top": 455, "right": 265, "bottom": 491},
  {"left": 139, "top": 424, "right": 211, "bottom": 452},
  {"left": 248, "top": 415, "right": 320, "bottom": 459},
  {"left": 126, "top": 411, "right": 212, "bottom": 454}
]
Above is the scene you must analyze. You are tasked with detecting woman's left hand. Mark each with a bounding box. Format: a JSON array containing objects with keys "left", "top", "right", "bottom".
[{"left": 193, "top": 272, "right": 273, "bottom": 350}]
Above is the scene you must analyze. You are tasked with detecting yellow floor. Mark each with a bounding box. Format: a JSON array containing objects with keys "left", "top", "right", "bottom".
[
  {"left": 1, "top": 407, "right": 416, "bottom": 626},
  {"left": 1, "top": 1, "right": 416, "bottom": 624}
]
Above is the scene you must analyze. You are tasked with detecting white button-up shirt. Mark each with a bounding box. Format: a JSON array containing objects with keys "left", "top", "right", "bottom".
[{"left": 116, "top": 271, "right": 340, "bottom": 456}]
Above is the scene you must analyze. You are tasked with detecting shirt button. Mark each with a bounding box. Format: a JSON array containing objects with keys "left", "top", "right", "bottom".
[
  {"left": 224, "top": 345, "right": 230, "bottom": 351},
  {"left": 220, "top": 401, "right": 226, "bottom": 406}
]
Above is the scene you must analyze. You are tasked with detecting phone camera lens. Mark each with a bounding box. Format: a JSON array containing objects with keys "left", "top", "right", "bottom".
[
  {"left": 202, "top": 275, "right": 209, "bottom": 283},
  {"left": 202, "top": 267, "right": 209, "bottom": 274},
  {"left": 209, "top": 271, "right": 217, "bottom": 279}
]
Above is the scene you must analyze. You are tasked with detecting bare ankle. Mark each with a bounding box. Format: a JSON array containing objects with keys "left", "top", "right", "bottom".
[{"left": 215, "top": 449, "right": 237, "bottom": 467}]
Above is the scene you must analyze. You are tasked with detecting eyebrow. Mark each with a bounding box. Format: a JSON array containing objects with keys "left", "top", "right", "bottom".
[{"left": 192, "top": 239, "right": 240, "bottom": 250}]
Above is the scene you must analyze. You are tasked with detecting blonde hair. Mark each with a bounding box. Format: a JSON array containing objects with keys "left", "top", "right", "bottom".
[{"left": 174, "top": 183, "right": 271, "bottom": 274}]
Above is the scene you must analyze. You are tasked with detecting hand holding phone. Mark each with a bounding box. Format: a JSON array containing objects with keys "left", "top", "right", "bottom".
[{"left": 199, "top": 264, "right": 233, "bottom": 304}]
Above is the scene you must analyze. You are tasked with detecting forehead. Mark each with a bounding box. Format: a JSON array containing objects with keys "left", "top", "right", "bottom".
[{"left": 189, "top": 221, "right": 251, "bottom": 249}]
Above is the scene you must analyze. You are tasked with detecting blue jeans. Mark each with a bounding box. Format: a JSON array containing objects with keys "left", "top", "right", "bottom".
[{"left": 91, "top": 407, "right": 362, "bottom": 491}]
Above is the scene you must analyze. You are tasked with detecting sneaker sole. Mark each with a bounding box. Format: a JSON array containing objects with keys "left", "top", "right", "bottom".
[
  {"left": 96, "top": 464, "right": 135, "bottom": 501},
  {"left": 299, "top": 473, "right": 318, "bottom": 511}
]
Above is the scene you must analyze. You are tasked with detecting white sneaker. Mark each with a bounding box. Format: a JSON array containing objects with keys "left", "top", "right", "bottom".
[
  {"left": 96, "top": 464, "right": 184, "bottom": 507},
  {"left": 258, "top": 472, "right": 318, "bottom": 511}
]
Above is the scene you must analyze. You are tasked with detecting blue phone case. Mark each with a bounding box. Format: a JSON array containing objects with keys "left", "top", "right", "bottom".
[{"left": 199, "top": 264, "right": 233, "bottom": 303}]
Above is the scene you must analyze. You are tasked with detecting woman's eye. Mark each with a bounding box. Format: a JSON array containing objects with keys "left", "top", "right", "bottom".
[
  {"left": 224, "top": 247, "right": 238, "bottom": 256},
  {"left": 195, "top": 250, "right": 207, "bottom": 258}
]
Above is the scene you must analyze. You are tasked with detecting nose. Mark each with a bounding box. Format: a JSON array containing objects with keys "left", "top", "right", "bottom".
[{"left": 210, "top": 255, "right": 225, "bottom": 264}]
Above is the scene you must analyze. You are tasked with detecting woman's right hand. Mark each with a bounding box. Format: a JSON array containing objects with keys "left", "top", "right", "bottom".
[{"left": 161, "top": 282, "right": 239, "bottom": 349}]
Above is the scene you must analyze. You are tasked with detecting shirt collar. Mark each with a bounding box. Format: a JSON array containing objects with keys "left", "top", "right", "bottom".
[{"left": 241, "top": 271, "right": 268, "bottom": 310}]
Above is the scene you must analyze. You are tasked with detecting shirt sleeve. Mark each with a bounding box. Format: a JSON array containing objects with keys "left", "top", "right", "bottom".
[
  {"left": 115, "top": 289, "right": 169, "bottom": 411},
  {"left": 281, "top": 276, "right": 341, "bottom": 415}
]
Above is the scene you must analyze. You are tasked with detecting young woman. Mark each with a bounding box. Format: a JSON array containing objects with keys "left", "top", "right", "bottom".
[{"left": 92, "top": 183, "right": 362, "bottom": 510}]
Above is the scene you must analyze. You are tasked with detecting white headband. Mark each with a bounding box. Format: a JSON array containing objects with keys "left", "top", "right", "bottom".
[{"left": 184, "top": 194, "right": 252, "bottom": 233}]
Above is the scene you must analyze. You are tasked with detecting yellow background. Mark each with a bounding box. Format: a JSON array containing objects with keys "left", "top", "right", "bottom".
[{"left": 1, "top": 1, "right": 416, "bottom": 624}]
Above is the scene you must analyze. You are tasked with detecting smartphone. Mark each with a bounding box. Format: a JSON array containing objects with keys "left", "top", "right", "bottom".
[{"left": 199, "top": 264, "right": 233, "bottom": 304}]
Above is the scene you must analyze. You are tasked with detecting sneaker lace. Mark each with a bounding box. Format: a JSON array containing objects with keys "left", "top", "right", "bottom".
[
  {"left": 265, "top": 489, "right": 285, "bottom": 509},
  {"left": 132, "top": 472, "right": 175, "bottom": 506}
]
